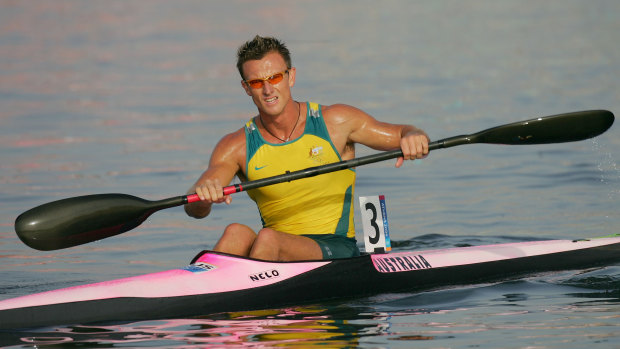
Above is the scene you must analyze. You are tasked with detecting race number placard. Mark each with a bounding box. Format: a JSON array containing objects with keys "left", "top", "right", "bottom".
[{"left": 359, "top": 195, "right": 391, "bottom": 253}]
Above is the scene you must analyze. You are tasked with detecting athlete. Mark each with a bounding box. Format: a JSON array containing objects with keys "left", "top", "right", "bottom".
[{"left": 185, "top": 35, "right": 429, "bottom": 261}]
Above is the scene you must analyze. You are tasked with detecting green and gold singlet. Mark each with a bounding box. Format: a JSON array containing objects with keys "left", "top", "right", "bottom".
[{"left": 245, "top": 102, "right": 356, "bottom": 238}]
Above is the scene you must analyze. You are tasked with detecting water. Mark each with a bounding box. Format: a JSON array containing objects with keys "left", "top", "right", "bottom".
[{"left": 1, "top": 0, "right": 619, "bottom": 347}]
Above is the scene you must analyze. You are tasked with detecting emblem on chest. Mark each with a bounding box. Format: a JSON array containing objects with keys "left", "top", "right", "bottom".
[{"left": 309, "top": 145, "right": 326, "bottom": 165}]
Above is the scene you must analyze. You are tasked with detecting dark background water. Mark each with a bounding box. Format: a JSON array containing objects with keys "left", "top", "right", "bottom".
[{"left": 1, "top": 1, "right": 619, "bottom": 347}]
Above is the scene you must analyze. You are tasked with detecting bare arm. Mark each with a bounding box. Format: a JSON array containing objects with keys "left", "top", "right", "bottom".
[
  {"left": 324, "top": 104, "right": 429, "bottom": 167},
  {"left": 184, "top": 129, "right": 246, "bottom": 219}
]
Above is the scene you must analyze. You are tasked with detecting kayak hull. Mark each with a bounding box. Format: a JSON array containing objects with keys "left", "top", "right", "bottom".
[{"left": 1, "top": 237, "right": 619, "bottom": 330}]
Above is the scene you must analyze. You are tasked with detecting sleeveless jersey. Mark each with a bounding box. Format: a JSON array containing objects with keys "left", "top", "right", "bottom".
[{"left": 245, "top": 102, "right": 356, "bottom": 238}]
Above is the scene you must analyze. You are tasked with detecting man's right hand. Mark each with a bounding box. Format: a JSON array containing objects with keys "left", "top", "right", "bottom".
[{"left": 195, "top": 178, "right": 232, "bottom": 205}]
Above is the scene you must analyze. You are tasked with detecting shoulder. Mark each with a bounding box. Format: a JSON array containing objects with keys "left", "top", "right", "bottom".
[
  {"left": 322, "top": 103, "right": 375, "bottom": 131},
  {"left": 211, "top": 127, "right": 246, "bottom": 166},
  {"left": 322, "top": 103, "right": 365, "bottom": 119},
  {"left": 317, "top": 104, "right": 374, "bottom": 155}
]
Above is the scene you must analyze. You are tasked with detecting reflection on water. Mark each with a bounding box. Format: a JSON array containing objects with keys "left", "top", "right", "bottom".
[{"left": 14, "top": 307, "right": 370, "bottom": 348}]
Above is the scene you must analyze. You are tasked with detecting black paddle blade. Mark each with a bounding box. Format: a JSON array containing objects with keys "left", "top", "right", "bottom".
[
  {"left": 15, "top": 194, "right": 184, "bottom": 251},
  {"left": 438, "top": 110, "right": 614, "bottom": 148},
  {"left": 474, "top": 110, "right": 614, "bottom": 145}
]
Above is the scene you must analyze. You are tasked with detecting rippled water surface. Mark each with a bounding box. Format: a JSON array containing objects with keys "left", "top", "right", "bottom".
[{"left": 1, "top": 1, "right": 619, "bottom": 347}]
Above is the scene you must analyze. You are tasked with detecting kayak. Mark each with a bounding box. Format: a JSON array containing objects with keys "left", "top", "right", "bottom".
[{"left": 1, "top": 235, "right": 619, "bottom": 330}]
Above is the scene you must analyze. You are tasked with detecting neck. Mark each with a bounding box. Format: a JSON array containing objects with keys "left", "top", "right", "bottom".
[{"left": 259, "top": 101, "right": 303, "bottom": 143}]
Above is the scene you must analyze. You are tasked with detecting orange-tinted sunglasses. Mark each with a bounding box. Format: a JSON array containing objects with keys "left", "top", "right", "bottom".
[{"left": 244, "top": 70, "right": 289, "bottom": 89}]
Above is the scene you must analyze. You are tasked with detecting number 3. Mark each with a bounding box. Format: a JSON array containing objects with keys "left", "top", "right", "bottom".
[{"left": 365, "top": 202, "right": 380, "bottom": 244}]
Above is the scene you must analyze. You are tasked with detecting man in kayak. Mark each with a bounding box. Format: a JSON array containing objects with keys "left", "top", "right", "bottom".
[{"left": 185, "top": 35, "right": 429, "bottom": 261}]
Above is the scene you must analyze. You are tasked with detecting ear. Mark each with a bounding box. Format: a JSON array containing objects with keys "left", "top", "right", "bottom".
[
  {"left": 288, "top": 67, "right": 296, "bottom": 88},
  {"left": 241, "top": 80, "right": 252, "bottom": 96}
]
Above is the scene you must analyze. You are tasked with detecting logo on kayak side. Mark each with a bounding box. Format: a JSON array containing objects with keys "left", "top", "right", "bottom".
[
  {"left": 184, "top": 262, "right": 217, "bottom": 273},
  {"left": 249, "top": 269, "right": 280, "bottom": 282},
  {"left": 372, "top": 254, "right": 432, "bottom": 273}
]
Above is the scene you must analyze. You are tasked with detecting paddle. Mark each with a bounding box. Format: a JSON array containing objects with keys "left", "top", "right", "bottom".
[{"left": 16, "top": 109, "right": 614, "bottom": 251}]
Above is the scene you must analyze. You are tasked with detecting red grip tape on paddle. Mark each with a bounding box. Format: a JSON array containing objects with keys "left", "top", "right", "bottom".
[
  {"left": 186, "top": 184, "right": 242, "bottom": 203},
  {"left": 223, "top": 184, "right": 243, "bottom": 195},
  {"left": 186, "top": 194, "right": 200, "bottom": 203}
]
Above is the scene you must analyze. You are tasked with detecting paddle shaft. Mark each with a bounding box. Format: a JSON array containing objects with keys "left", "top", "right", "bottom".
[{"left": 16, "top": 110, "right": 614, "bottom": 250}]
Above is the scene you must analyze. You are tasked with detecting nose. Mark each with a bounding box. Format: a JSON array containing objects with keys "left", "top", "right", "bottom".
[{"left": 262, "top": 80, "right": 275, "bottom": 94}]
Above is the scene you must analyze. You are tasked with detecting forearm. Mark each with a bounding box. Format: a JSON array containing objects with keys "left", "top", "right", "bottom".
[
  {"left": 183, "top": 129, "right": 243, "bottom": 219},
  {"left": 184, "top": 172, "right": 235, "bottom": 219},
  {"left": 365, "top": 123, "right": 428, "bottom": 151}
]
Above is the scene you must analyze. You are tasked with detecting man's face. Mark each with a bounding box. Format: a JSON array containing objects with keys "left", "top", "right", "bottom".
[{"left": 241, "top": 52, "right": 296, "bottom": 117}]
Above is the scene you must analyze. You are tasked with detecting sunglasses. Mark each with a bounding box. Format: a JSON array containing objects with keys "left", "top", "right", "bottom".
[{"left": 244, "top": 70, "right": 289, "bottom": 89}]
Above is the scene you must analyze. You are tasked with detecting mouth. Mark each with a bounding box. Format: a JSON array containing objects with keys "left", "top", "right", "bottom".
[{"left": 264, "top": 96, "right": 278, "bottom": 104}]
